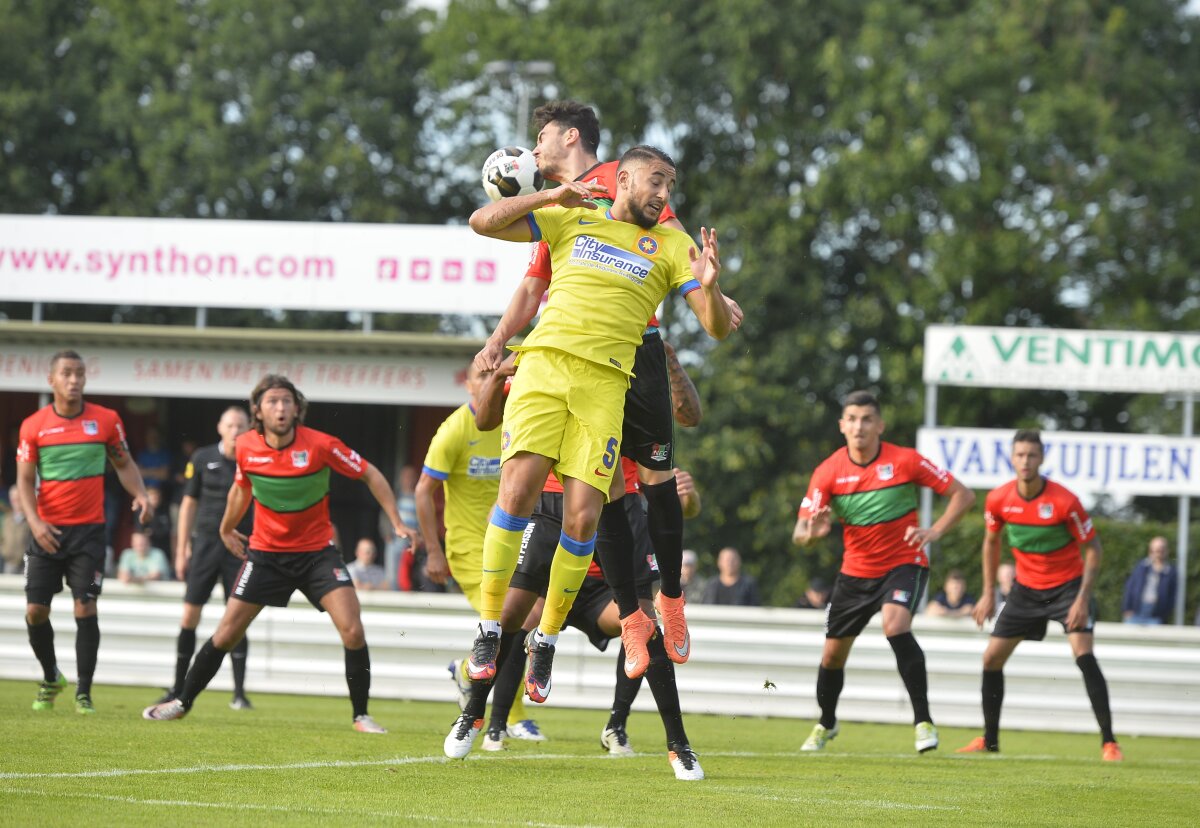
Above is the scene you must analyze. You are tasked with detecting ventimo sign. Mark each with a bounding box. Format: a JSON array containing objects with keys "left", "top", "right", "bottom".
[
  {"left": 916, "top": 427, "right": 1200, "bottom": 498},
  {"left": 923, "top": 325, "right": 1200, "bottom": 393}
]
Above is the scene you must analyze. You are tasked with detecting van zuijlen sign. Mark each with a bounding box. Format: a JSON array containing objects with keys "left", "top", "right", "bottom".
[
  {"left": 916, "top": 427, "right": 1200, "bottom": 498},
  {"left": 923, "top": 325, "right": 1200, "bottom": 393}
]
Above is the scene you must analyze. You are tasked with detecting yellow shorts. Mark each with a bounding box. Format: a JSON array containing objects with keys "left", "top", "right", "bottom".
[
  {"left": 502, "top": 348, "right": 628, "bottom": 499},
  {"left": 447, "top": 551, "right": 483, "bottom": 614}
]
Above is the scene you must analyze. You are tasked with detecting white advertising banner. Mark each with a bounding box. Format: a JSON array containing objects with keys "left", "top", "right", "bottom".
[
  {"left": 0, "top": 342, "right": 468, "bottom": 406},
  {"left": 0, "top": 214, "right": 533, "bottom": 315},
  {"left": 916, "top": 427, "right": 1200, "bottom": 498},
  {"left": 923, "top": 325, "right": 1200, "bottom": 393}
]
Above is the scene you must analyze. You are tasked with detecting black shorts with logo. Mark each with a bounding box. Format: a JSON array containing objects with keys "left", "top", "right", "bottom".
[
  {"left": 621, "top": 331, "right": 674, "bottom": 470},
  {"left": 510, "top": 492, "right": 657, "bottom": 599},
  {"left": 992, "top": 577, "right": 1095, "bottom": 640},
  {"left": 24, "top": 523, "right": 106, "bottom": 606},
  {"left": 825, "top": 564, "right": 929, "bottom": 639},
  {"left": 184, "top": 533, "right": 245, "bottom": 606},
  {"left": 231, "top": 546, "right": 352, "bottom": 611},
  {"left": 565, "top": 575, "right": 619, "bottom": 652}
]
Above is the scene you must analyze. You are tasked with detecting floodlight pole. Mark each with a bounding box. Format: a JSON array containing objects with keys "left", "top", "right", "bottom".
[
  {"left": 483, "top": 60, "right": 556, "bottom": 147},
  {"left": 1177, "top": 392, "right": 1194, "bottom": 626}
]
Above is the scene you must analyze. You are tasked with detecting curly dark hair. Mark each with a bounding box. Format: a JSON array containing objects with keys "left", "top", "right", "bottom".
[
  {"left": 531, "top": 100, "right": 600, "bottom": 155},
  {"left": 249, "top": 374, "right": 306, "bottom": 434}
]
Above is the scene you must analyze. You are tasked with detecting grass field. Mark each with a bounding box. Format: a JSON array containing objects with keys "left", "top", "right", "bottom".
[{"left": 0, "top": 680, "right": 1195, "bottom": 827}]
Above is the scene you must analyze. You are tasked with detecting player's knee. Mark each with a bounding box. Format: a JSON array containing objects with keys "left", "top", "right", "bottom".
[
  {"left": 338, "top": 620, "right": 366, "bottom": 648},
  {"left": 25, "top": 605, "right": 50, "bottom": 625}
]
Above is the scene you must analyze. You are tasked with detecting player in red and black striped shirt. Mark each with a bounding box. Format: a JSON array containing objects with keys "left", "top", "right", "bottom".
[
  {"left": 142, "top": 375, "right": 420, "bottom": 732},
  {"left": 18, "top": 350, "right": 152, "bottom": 714},
  {"left": 957, "top": 429, "right": 1122, "bottom": 761},
  {"left": 792, "top": 390, "right": 975, "bottom": 754}
]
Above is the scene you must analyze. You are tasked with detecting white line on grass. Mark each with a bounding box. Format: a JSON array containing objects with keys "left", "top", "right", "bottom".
[
  {"left": 1, "top": 748, "right": 1195, "bottom": 782},
  {"left": 0, "top": 785, "right": 604, "bottom": 828}
]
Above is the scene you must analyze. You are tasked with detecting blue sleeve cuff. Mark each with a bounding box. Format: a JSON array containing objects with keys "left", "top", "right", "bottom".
[
  {"left": 525, "top": 213, "right": 542, "bottom": 242},
  {"left": 421, "top": 465, "right": 449, "bottom": 481},
  {"left": 678, "top": 279, "right": 701, "bottom": 297}
]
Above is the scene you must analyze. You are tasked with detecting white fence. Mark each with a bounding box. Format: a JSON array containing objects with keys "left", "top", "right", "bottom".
[{"left": 1, "top": 576, "right": 1197, "bottom": 738}]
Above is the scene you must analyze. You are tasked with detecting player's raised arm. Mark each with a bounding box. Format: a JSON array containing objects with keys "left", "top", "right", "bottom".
[
  {"left": 474, "top": 359, "right": 516, "bottom": 431},
  {"left": 468, "top": 181, "right": 604, "bottom": 241},
  {"left": 682, "top": 228, "right": 733, "bottom": 340},
  {"left": 476, "top": 277, "right": 545, "bottom": 371}
]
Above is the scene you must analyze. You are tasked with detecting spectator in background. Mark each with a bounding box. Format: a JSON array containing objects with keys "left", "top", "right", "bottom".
[
  {"left": 2, "top": 483, "right": 30, "bottom": 574},
  {"left": 994, "top": 562, "right": 1015, "bottom": 611},
  {"left": 137, "top": 426, "right": 172, "bottom": 498},
  {"left": 795, "top": 576, "right": 831, "bottom": 610},
  {"left": 1122, "top": 536, "right": 1177, "bottom": 625},
  {"left": 143, "top": 487, "right": 173, "bottom": 565},
  {"left": 118, "top": 529, "right": 169, "bottom": 585},
  {"left": 701, "top": 547, "right": 761, "bottom": 606},
  {"left": 383, "top": 465, "right": 419, "bottom": 590},
  {"left": 680, "top": 549, "right": 706, "bottom": 599},
  {"left": 349, "top": 538, "right": 388, "bottom": 591},
  {"left": 926, "top": 569, "right": 975, "bottom": 618}
]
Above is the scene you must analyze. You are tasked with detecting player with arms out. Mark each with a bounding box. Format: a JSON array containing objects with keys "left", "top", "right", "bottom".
[
  {"left": 142, "top": 375, "right": 420, "bottom": 732},
  {"left": 18, "top": 349, "right": 152, "bottom": 714},
  {"left": 417, "top": 362, "right": 544, "bottom": 742},
  {"left": 461, "top": 143, "right": 732, "bottom": 714},
  {"left": 476, "top": 101, "right": 741, "bottom": 676},
  {"left": 956, "top": 429, "right": 1122, "bottom": 761},
  {"left": 154, "top": 406, "right": 254, "bottom": 710},
  {"left": 792, "top": 390, "right": 975, "bottom": 753}
]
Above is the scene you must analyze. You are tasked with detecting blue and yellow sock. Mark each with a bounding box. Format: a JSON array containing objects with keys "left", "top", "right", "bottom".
[
  {"left": 480, "top": 506, "right": 528, "bottom": 621},
  {"left": 541, "top": 530, "right": 596, "bottom": 636}
]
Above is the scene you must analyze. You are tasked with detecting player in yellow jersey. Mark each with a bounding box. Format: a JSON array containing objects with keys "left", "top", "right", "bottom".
[
  {"left": 451, "top": 145, "right": 732, "bottom": 745},
  {"left": 415, "top": 362, "right": 543, "bottom": 742}
]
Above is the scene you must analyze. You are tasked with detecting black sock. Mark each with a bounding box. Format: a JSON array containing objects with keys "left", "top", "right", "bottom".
[
  {"left": 607, "top": 644, "right": 643, "bottom": 729},
  {"left": 231, "top": 635, "right": 249, "bottom": 696},
  {"left": 982, "top": 669, "right": 1004, "bottom": 750},
  {"left": 645, "top": 631, "right": 688, "bottom": 746},
  {"left": 1076, "top": 654, "right": 1115, "bottom": 744},
  {"left": 173, "top": 628, "right": 198, "bottom": 696},
  {"left": 345, "top": 645, "right": 370, "bottom": 718},
  {"left": 27, "top": 620, "right": 57, "bottom": 682},
  {"left": 642, "top": 477, "right": 684, "bottom": 599},
  {"left": 486, "top": 630, "right": 527, "bottom": 729},
  {"left": 74, "top": 616, "right": 100, "bottom": 697},
  {"left": 597, "top": 499, "right": 639, "bottom": 617},
  {"left": 816, "top": 666, "right": 844, "bottom": 729},
  {"left": 180, "top": 639, "right": 228, "bottom": 710},
  {"left": 887, "top": 632, "right": 931, "bottom": 724}
]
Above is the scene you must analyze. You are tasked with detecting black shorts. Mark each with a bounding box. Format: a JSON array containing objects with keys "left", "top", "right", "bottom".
[
  {"left": 565, "top": 575, "right": 619, "bottom": 652},
  {"left": 231, "top": 546, "right": 352, "bottom": 611},
  {"left": 184, "top": 533, "right": 244, "bottom": 606},
  {"left": 621, "top": 331, "right": 674, "bottom": 470},
  {"left": 24, "top": 523, "right": 106, "bottom": 606},
  {"left": 826, "top": 564, "right": 928, "bottom": 639},
  {"left": 510, "top": 493, "right": 657, "bottom": 597},
  {"left": 992, "top": 577, "right": 1096, "bottom": 640}
]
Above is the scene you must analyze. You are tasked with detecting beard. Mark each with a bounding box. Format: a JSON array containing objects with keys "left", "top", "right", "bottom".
[{"left": 629, "top": 199, "right": 664, "bottom": 229}]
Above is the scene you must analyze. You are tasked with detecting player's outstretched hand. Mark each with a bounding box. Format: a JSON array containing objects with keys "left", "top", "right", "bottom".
[
  {"left": 1065, "top": 595, "right": 1090, "bottom": 632},
  {"left": 724, "top": 295, "right": 744, "bottom": 331},
  {"left": 551, "top": 180, "right": 605, "bottom": 209},
  {"left": 808, "top": 506, "right": 834, "bottom": 539},
  {"left": 904, "top": 525, "right": 939, "bottom": 549},
  {"left": 971, "top": 592, "right": 995, "bottom": 628},
  {"left": 687, "top": 227, "right": 721, "bottom": 288},
  {"left": 222, "top": 529, "right": 248, "bottom": 559},
  {"left": 474, "top": 340, "right": 507, "bottom": 373},
  {"left": 424, "top": 546, "right": 450, "bottom": 585},
  {"left": 393, "top": 521, "right": 422, "bottom": 550},
  {"left": 31, "top": 519, "right": 62, "bottom": 554},
  {"left": 132, "top": 492, "right": 153, "bottom": 525}
]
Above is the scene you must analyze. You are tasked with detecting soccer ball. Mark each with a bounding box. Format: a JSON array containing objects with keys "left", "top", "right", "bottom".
[{"left": 481, "top": 146, "right": 543, "bottom": 201}]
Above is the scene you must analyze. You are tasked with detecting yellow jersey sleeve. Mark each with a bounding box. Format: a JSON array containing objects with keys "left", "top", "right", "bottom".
[{"left": 421, "top": 404, "right": 468, "bottom": 480}]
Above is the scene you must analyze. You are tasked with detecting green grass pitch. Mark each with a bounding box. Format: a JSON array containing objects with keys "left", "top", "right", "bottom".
[{"left": 0, "top": 680, "right": 1195, "bottom": 826}]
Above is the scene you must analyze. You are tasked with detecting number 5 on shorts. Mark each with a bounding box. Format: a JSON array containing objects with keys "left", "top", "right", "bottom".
[{"left": 602, "top": 437, "right": 618, "bottom": 470}]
